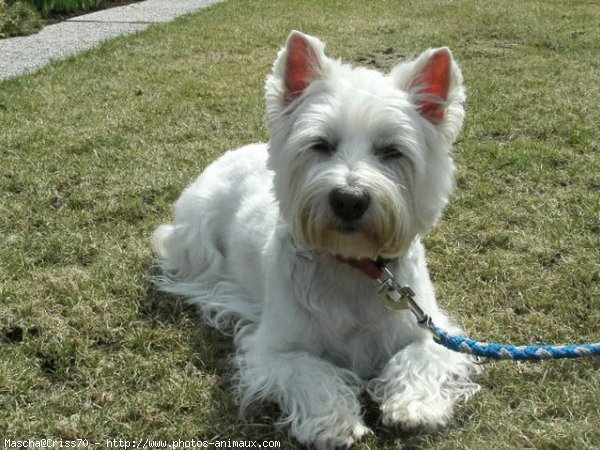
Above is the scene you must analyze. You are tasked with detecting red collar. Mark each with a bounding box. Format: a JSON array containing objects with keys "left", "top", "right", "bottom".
[{"left": 335, "top": 255, "right": 384, "bottom": 280}]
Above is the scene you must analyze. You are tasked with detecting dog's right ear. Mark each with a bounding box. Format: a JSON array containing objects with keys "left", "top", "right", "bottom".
[
  {"left": 265, "top": 31, "right": 327, "bottom": 125},
  {"left": 281, "top": 31, "right": 325, "bottom": 104}
]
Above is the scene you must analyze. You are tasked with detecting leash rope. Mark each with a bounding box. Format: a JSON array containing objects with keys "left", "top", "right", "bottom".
[
  {"left": 430, "top": 325, "right": 600, "bottom": 360},
  {"left": 377, "top": 267, "right": 600, "bottom": 360}
]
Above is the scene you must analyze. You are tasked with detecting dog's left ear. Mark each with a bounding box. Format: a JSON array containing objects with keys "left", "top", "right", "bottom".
[{"left": 392, "top": 48, "right": 466, "bottom": 143}]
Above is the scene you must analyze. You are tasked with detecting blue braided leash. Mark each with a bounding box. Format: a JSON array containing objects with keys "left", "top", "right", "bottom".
[
  {"left": 377, "top": 267, "right": 600, "bottom": 361},
  {"left": 430, "top": 325, "right": 600, "bottom": 360}
]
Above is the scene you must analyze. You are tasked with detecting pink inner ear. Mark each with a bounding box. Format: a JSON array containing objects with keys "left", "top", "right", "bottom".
[
  {"left": 415, "top": 50, "right": 451, "bottom": 123},
  {"left": 284, "top": 34, "right": 319, "bottom": 104}
]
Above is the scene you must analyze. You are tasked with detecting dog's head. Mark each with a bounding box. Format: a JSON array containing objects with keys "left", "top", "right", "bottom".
[{"left": 265, "top": 31, "right": 465, "bottom": 260}]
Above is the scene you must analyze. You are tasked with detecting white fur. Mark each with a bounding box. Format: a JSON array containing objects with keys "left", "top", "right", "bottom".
[{"left": 153, "top": 31, "right": 480, "bottom": 449}]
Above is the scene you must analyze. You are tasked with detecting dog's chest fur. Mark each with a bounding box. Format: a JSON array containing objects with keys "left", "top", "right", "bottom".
[{"left": 273, "top": 237, "right": 421, "bottom": 377}]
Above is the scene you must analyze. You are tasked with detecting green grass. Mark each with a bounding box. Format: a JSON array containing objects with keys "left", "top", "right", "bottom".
[
  {"left": 13, "top": 0, "right": 138, "bottom": 17},
  {"left": 1, "top": 0, "right": 599, "bottom": 448},
  {"left": 0, "top": 0, "right": 42, "bottom": 38}
]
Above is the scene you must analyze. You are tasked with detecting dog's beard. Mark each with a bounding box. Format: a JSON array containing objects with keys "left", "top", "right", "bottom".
[
  {"left": 305, "top": 228, "right": 381, "bottom": 260},
  {"left": 292, "top": 187, "right": 413, "bottom": 260}
]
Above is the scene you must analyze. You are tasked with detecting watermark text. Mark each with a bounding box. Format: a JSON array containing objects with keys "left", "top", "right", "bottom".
[{"left": 3, "top": 438, "right": 281, "bottom": 449}]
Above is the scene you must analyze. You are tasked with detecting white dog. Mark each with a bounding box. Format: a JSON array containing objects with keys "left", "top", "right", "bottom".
[{"left": 152, "top": 31, "right": 480, "bottom": 449}]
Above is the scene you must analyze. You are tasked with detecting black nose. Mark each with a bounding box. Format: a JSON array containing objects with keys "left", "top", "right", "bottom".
[{"left": 329, "top": 187, "right": 370, "bottom": 223}]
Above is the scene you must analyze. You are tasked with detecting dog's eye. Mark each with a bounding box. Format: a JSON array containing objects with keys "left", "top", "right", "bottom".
[
  {"left": 310, "top": 139, "right": 336, "bottom": 155},
  {"left": 375, "top": 145, "right": 404, "bottom": 160}
]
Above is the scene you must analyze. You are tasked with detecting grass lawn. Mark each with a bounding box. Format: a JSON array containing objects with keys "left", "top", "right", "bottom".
[{"left": 1, "top": 0, "right": 598, "bottom": 448}]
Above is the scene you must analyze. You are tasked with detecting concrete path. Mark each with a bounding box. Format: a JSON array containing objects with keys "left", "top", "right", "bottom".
[{"left": 0, "top": 0, "right": 223, "bottom": 81}]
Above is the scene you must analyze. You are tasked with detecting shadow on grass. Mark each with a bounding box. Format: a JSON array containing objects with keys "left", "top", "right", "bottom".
[{"left": 140, "top": 270, "right": 295, "bottom": 446}]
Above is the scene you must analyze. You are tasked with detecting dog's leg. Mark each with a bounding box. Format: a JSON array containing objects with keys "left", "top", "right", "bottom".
[
  {"left": 235, "top": 336, "right": 370, "bottom": 449},
  {"left": 367, "top": 338, "right": 480, "bottom": 431}
]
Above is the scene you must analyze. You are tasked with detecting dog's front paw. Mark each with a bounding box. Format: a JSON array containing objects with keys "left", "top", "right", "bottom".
[
  {"left": 295, "top": 415, "right": 371, "bottom": 449},
  {"left": 381, "top": 397, "right": 452, "bottom": 432},
  {"left": 313, "top": 422, "right": 371, "bottom": 450}
]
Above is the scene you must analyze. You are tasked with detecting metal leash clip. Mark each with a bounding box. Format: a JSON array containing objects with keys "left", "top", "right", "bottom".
[
  {"left": 377, "top": 267, "right": 415, "bottom": 311},
  {"left": 377, "top": 267, "right": 434, "bottom": 332}
]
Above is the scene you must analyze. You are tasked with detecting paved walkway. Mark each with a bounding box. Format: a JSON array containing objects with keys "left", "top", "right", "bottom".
[{"left": 0, "top": 0, "right": 223, "bottom": 80}]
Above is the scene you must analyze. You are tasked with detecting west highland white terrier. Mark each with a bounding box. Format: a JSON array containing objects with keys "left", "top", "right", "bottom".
[{"left": 153, "top": 31, "right": 480, "bottom": 449}]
